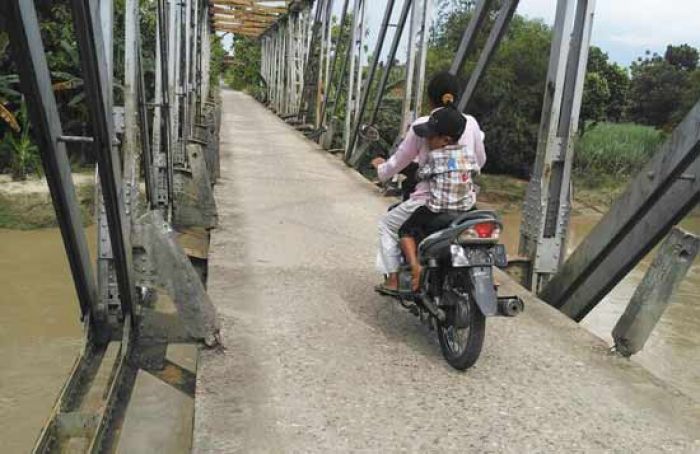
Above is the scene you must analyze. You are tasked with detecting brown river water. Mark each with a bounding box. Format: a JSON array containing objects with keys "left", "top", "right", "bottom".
[{"left": 1, "top": 215, "right": 699, "bottom": 451}]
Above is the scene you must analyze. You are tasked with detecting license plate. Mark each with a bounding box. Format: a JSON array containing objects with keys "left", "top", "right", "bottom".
[{"left": 451, "top": 244, "right": 508, "bottom": 268}]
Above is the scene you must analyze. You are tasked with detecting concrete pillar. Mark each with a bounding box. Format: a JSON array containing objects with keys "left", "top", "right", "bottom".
[{"left": 612, "top": 227, "right": 700, "bottom": 357}]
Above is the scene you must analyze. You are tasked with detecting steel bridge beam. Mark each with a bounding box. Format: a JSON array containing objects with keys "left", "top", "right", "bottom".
[
  {"left": 541, "top": 99, "right": 700, "bottom": 321},
  {"left": 449, "top": 0, "right": 493, "bottom": 76},
  {"left": 519, "top": 0, "right": 596, "bottom": 292},
  {"left": 367, "top": 0, "right": 413, "bottom": 129},
  {"left": 319, "top": 0, "right": 350, "bottom": 130},
  {"left": 457, "top": 0, "right": 519, "bottom": 111},
  {"left": 346, "top": 0, "right": 397, "bottom": 164},
  {"left": 69, "top": 0, "right": 137, "bottom": 316}
]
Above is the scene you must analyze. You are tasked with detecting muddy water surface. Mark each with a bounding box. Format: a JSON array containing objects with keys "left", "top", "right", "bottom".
[
  {"left": 1, "top": 215, "right": 699, "bottom": 450},
  {"left": 0, "top": 227, "right": 95, "bottom": 453}
]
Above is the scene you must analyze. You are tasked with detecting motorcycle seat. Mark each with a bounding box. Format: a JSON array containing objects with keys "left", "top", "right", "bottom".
[{"left": 450, "top": 210, "right": 498, "bottom": 228}]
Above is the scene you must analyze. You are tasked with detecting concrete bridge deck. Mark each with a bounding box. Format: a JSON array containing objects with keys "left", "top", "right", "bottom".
[{"left": 194, "top": 90, "right": 700, "bottom": 452}]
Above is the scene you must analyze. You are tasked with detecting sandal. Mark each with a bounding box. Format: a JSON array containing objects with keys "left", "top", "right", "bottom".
[{"left": 374, "top": 283, "right": 400, "bottom": 297}]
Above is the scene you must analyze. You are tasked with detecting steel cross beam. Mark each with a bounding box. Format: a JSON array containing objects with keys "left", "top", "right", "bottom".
[
  {"left": 3, "top": 0, "right": 98, "bottom": 319},
  {"left": 367, "top": 0, "right": 413, "bottom": 129},
  {"left": 69, "top": 0, "right": 137, "bottom": 316},
  {"left": 449, "top": 0, "right": 493, "bottom": 75},
  {"left": 457, "top": 0, "right": 519, "bottom": 111}
]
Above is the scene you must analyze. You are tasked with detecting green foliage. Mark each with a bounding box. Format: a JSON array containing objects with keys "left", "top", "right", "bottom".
[
  {"left": 626, "top": 44, "right": 700, "bottom": 130},
  {"left": 628, "top": 53, "right": 687, "bottom": 129},
  {"left": 428, "top": 11, "right": 552, "bottom": 177},
  {"left": 210, "top": 34, "right": 226, "bottom": 92},
  {"left": 581, "top": 72, "right": 611, "bottom": 129},
  {"left": 224, "top": 36, "right": 263, "bottom": 95},
  {"left": 664, "top": 44, "right": 698, "bottom": 71},
  {"left": 574, "top": 122, "right": 665, "bottom": 185},
  {"left": 582, "top": 46, "right": 629, "bottom": 125},
  {"left": 0, "top": 101, "right": 41, "bottom": 181}
]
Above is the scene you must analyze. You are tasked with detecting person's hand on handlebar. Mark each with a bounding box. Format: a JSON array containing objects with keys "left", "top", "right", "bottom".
[{"left": 371, "top": 157, "right": 386, "bottom": 169}]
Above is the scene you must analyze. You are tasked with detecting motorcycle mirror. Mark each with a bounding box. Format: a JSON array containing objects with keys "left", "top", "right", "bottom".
[{"left": 360, "top": 124, "right": 380, "bottom": 142}]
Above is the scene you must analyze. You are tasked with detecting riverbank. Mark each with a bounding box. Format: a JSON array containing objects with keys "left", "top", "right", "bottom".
[
  {"left": 476, "top": 173, "right": 627, "bottom": 215},
  {"left": 0, "top": 170, "right": 685, "bottom": 229},
  {"left": 0, "top": 173, "right": 94, "bottom": 229}
]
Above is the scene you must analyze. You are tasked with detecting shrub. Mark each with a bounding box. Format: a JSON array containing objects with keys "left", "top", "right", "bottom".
[{"left": 574, "top": 122, "right": 665, "bottom": 185}]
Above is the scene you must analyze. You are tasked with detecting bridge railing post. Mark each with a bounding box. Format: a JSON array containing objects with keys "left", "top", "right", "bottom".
[{"left": 612, "top": 228, "right": 700, "bottom": 357}]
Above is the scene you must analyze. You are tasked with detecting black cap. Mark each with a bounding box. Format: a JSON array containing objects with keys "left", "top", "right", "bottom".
[{"left": 413, "top": 107, "right": 466, "bottom": 142}]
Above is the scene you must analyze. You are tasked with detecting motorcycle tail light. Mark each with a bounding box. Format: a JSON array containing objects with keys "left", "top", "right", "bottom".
[{"left": 458, "top": 222, "right": 501, "bottom": 243}]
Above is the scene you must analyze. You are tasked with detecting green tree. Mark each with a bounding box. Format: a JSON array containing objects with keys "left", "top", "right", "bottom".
[
  {"left": 583, "top": 46, "right": 629, "bottom": 123},
  {"left": 224, "top": 36, "right": 262, "bottom": 94},
  {"left": 0, "top": 100, "right": 41, "bottom": 181},
  {"left": 581, "top": 72, "right": 610, "bottom": 131},
  {"left": 428, "top": 10, "right": 552, "bottom": 177},
  {"left": 628, "top": 53, "right": 688, "bottom": 129},
  {"left": 664, "top": 44, "right": 698, "bottom": 71}
]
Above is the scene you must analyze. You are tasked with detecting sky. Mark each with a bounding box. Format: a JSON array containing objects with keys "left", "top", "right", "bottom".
[
  {"left": 517, "top": 0, "right": 700, "bottom": 66},
  {"left": 338, "top": 0, "right": 700, "bottom": 67},
  {"left": 225, "top": 1, "right": 700, "bottom": 68}
]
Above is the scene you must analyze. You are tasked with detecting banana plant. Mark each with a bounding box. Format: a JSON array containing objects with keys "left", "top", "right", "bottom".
[
  {"left": 0, "top": 100, "right": 40, "bottom": 181},
  {"left": 0, "top": 74, "right": 21, "bottom": 133}
]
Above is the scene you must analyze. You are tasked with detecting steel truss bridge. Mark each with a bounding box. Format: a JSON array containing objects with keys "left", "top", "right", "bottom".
[{"left": 1, "top": 0, "right": 699, "bottom": 452}]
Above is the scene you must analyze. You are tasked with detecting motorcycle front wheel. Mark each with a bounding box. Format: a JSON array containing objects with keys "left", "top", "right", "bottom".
[{"left": 437, "top": 283, "right": 485, "bottom": 370}]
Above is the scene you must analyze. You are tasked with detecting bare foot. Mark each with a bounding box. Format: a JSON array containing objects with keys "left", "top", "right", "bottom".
[
  {"left": 383, "top": 273, "right": 399, "bottom": 291},
  {"left": 411, "top": 266, "right": 422, "bottom": 292}
]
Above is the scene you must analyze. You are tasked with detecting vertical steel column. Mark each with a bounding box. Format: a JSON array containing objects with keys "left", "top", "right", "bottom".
[
  {"left": 69, "top": 0, "right": 137, "bottom": 316},
  {"left": 4, "top": 0, "right": 98, "bottom": 319},
  {"left": 168, "top": 0, "right": 182, "bottom": 166},
  {"left": 183, "top": 0, "right": 192, "bottom": 143},
  {"left": 287, "top": 18, "right": 296, "bottom": 115},
  {"left": 343, "top": 0, "right": 363, "bottom": 153},
  {"left": 353, "top": 0, "right": 366, "bottom": 122},
  {"left": 201, "top": 5, "right": 211, "bottom": 112},
  {"left": 317, "top": 0, "right": 334, "bottom": 127},
  {"left": 154, "top": 0, "right": 174, "bottom": 213},
  {"left": 400, "top": 0, "right": 420, "bottom": 134},
  {"left": 123, "top": 0, "right": 140, "bottom": 213},
  {"left": 519, "top": 0, "right": 596, "bottom": 292},
  {"left": 346, "top": 0, "right": 398, "bottom": 163},
  {"left": 413, "top": 0, "right": 431, "bottom": 116},
  {"left": 319, "top": 0, "right": 350, "bottom": 129}
]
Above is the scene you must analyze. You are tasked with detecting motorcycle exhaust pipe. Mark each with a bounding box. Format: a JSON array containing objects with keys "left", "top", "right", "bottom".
[{"left": 497, "top": 297, "right": 524, "bottom": 317}]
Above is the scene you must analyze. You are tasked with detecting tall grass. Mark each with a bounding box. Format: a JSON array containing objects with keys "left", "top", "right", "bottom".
[{"left": 574, "top": 122, "right": 666, "bottom": 186}]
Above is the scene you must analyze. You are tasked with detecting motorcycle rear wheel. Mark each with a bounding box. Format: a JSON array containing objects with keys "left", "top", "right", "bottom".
[{"left": 437, "top": 286, "right": 485, "bottom": 370}]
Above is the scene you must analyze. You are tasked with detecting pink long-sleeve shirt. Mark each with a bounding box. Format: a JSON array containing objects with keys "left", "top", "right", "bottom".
[{"left": 377, "top": 113, "right": 486, "bottom": 202}]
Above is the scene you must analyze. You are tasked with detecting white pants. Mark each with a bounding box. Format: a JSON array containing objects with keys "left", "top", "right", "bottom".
[{"left": 376, "top": 198, "right": 424, "bottom": 275}]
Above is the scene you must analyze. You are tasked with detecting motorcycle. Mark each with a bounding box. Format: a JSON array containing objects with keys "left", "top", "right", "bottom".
[
  {"left": 387, "top": 209, "right": 524, "bottom": 370},
  {"left": 376, "top": 149, "right": 523, "bottom": 370}
]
